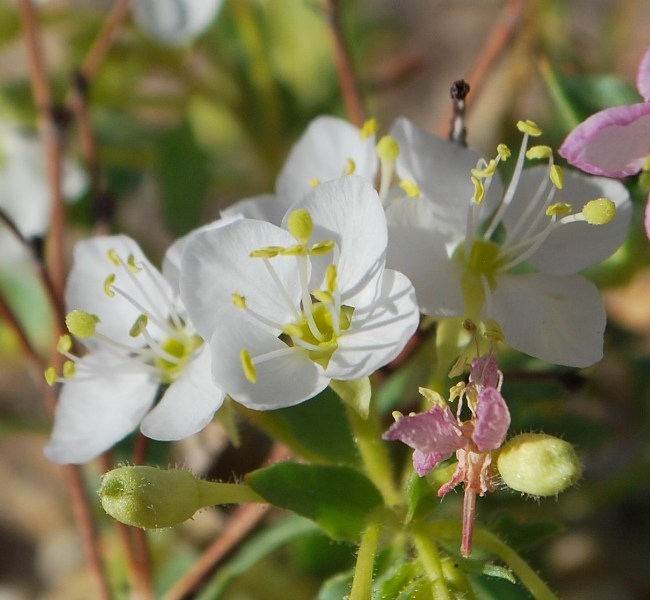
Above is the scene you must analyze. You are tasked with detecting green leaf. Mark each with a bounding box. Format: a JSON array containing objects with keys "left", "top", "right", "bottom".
[
  {"left": 247, "top": 463, "right": 383, "bottom": 541},
  {"left": 157, "top": 119, "right": 210, "bottom": 235},
  {"left": 316, "top": 571, "right": 353, "bottom": 600},
  {"left": 194, "top": 517, "right": 318, "bottom": 600},
  {"left": 406, "top": 471, "right": 439, "bottom": 523},
  {"left": 240, "top": 387, "right": 358, "bottom": 465},
  {"left": 489, "top": 514, "right": 564, "bottom": 552},
  {"left": 375, "top": 561, "right": 428, "bottom": 599},
  {"left": 330, "top": 377, "right": 371, "bottom": 419}
]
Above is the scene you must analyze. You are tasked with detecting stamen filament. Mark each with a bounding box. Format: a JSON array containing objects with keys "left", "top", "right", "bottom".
[
  {"left": 112, "top": 285, "right": 180, "bottom": 340},
  {"left": 261, "top": 258, "right": 301, "bottom": 322},
  {"left": 297, "top": 255, "right": 324, "bottom": 342}
]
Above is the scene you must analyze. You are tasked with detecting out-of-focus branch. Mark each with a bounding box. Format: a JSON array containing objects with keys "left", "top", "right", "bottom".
[{"left": 324, "top": 0, "right": 366, "bottom": 127}]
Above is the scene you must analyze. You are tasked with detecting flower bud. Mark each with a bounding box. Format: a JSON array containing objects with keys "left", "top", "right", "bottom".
[
  {"left": 99, "top": 466, "right": 264, "bottom": 529},
  {"left": 497, "top": 433, "right": 582, "bottom": 497}
]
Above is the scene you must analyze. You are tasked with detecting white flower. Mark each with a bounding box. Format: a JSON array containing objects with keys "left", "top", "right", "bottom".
[
  {"left": 132, "top": 0, "right": 224, "bottom": 45},
  {"left": 0, "top": 125, "right": 86, "bottom": 239},
  {"left": 181, "top": 176, "right": 419, "bottom": 410},
  {"left": 45, "top": 235, "right": 225, "bottom": 464},
  {"left": 222, "top": 115, "right": 379, "bottom": 224},
  {"left": 385, "top": 118, "right": 632, "bottom": 368}
]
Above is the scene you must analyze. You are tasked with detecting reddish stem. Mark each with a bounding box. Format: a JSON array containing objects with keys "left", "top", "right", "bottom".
[{"left": 461, "top": 486, "right": 477, "bottom": 558}]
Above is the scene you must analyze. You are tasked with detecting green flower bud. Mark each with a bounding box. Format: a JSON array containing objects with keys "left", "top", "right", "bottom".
[
  {"left": 497, "top": 433, "right": 582, "bottom": 497},
  {"left": 99, "top": 466, "right": 264, "bottom": 529}
]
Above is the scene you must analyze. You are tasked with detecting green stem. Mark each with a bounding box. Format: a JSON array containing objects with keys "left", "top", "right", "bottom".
[
  {"left": 345, "top": 405, "right": 402, "bottom": 506},
  {"left": 196, "top": 480, "right": 265, "bottom": 507},
  {"left": 349, "top": 517, "right": 381, "bottom": 600},
  {"left": 427, "top": 520, "right": 559, "bottom": 600},
  {"left": 411, "top": 523, "right": 451, "bottom": 600}
]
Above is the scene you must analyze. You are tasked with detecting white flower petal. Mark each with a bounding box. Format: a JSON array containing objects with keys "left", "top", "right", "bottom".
[
  {"left": 140, "top": 345, "right": 225, "bottom": 440},
  {"left": 221, "top": 193, "right": 290, "bottom": 227},
  {"left": 44, "top": 354, "right": 157, "bottom": 464},
  {"left": 209, "top": 315, "right": 329, "bottom": 410},
  {"left": 487, "top": 273, "right": 606, "bottom": 368},
  {"left": 133, "top": 0, "right": 223, "bottom": 45},
  {"left": 276, "top": 116, "right": 378, "bottom": 205},
  {"left": 390, "top": 117, "right": 503, "bottom": 237},
  {"left": 326, "top": 270, "right": 419, "bottom": 380},
  {"left": 503, "top": 166, "right": 632, "bottom": 275},
  {"left": 181, "top": 219, "right": 302, "bottom": 339},
  {"left": 65, "top": 235, "right": 173, "bottom": 346},
  {"left": 386, "top": 198, "right": 465, "bottom": 317}
]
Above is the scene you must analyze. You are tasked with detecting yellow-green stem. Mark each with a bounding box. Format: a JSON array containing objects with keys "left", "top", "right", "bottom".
[
  {"left": 427, "top": 520, "right": 559, "bottom": 600},
  {"left": 196, "top": 480, "right": 265, "bottom": 507},
  {"left": 411, "top": 523, "right": 452, "bottom": 600},
  {"left": 345, "top": 405, "right": 402, "bottom": 506},
  {"left": 349, "top": 518, "right": 381, "bottom": 600}
]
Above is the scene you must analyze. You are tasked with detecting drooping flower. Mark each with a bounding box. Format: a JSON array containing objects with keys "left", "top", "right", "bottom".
[
  {"left": 383, "top": 353, "right": 511, "bottom": 557},
  {"left": 132, "top": 0, "right": 224, "bottom": 45},
  {"left": 384, "top": 118, "right": 632, "bottom": 367},
  {"left": 559, "top": 45, "right": 650, "bottom": 178},
  {"left": 222, "top": 115, "right": 379, "bottom": 224},
  {"left": 45, "top": 235, "right": 225, "bottom": 464},
  {"left": 180, "top": 175, "right": 419, "bottom": 410}
]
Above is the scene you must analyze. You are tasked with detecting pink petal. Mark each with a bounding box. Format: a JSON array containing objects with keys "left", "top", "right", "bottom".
[
  {"left": 469, "top": 354, "right": 502, "bottom": 390},
  {"left": 636, "top": 45, "right": 650, "bottom": 102},
  {"left": 383, "top": 406, "right": 463, "bottom": 459},
  {"left": 413, "top": 449, "right": 445, "bottom": 477},
  {"left": 473, "top": 388, "right": 510, "bottom": 452},
  {"left": 645, "top": 195, "right": 650, "bottom": 242},
  {"left": 559, "top": 103, "right": 650, "bottom": 177}
]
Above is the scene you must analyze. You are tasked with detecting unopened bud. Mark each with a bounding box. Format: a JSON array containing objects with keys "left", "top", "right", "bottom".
[
  {"left": 99, "top": 466, "right": 263, "bottom": 529},
  {"left": 497, "top": 433, "right": 582, "bottom": 497}
]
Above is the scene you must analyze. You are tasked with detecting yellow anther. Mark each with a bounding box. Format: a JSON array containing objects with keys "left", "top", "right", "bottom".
[
  {"left": 546, "top": 202, "right": 573, "bottom": 218},
  {"left": 516, "top": 120, "right": 543, "bottom": 137},
  {"left": 63, "top": 360, "right": 76, "bottom": 379},
  {"left": 345, "top": 158, "right": 356, "bottom": 175},
  {"left": 471, "top": 176, "right": 485, "bottom": 204},
  {"left": 280, "top": 244, "right": 307, "bottom": 256},
  {"left": 399, "top": 179, "right": 421, "bottom": 198},
  {"left": 526, "top": 145, "right": 553, "bottom": 160},
  {"left": 104, "top": 274, "right": 116, "bottom": 297},
  {"left": 66, "top": 310, "right": 99, "bottom": 338},
  {"left": 550, "top": 164, "right": 564, "bottom": 189},
  {"left": 471, "top": 159, "right": 497, "bottom": 179},
  {"left": 497, "top": 143, "right": 511, "bottom": 160},
  {"left": 376, "top": 135, "right": 400, "bottom": 162},
  {"left": 312, "top": 289, "right": 334, "bottom": 304},
  {"left": 240, "top": 349, "right": 257, "bottom": 384},
  {"left": 107, "top": 248, "right": 121, "bottom": 266},
  {"left": 326, "top": 264, "right": 338, "bottom": 292},
  {"left": 309, "top": 240, "right": 335, "bottom": 256},
  {"left": 57, "top": 334, "right": 72, "bottom": 353},
  {"left": 287, "top": 208, "right": 314, "bottom": 244},
  {"left": 391, "top": 410, "right": 403, "bottom": 422},
  {"left": 233, "top": 293, "right": 247, "bottom": 309},
  {"left": 250, "top": 246, "right": 283, "bottom": 258},
  {"left": 309, "top": 178, "right": 320, "bottom": 188},
  {"left": 448, "top": 381, "right": 466, "bottom": 402},
  {"left": 44, "top": 367, "right": 58, "bottom": 386},
  {"left": 127, "top": 254, "right": 141, "bottom": 273},
  {"left": 418, "top": 387, "right": 447, "bottom": 407},
  {"left": 361, "top": 117, "right": 379, "bottom": 139},
  {"left": 129, "top": 314, "right": 148, "bottom": 338},
  {"left": 582, "top": 198, "right": 616, "bottom": 225}
]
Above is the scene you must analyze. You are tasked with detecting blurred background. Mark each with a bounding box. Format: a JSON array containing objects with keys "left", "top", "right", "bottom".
[{"left": 1, "top": 0, "right": 650, "bottom": 598}]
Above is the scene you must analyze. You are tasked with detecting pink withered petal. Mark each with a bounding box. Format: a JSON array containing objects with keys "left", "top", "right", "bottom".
[
  {"left": 636, "top": 45, "right": 650, "bottom": 102},
  {"left": 469, "top": 354, "right": 502, "bottom": 390},
  {"left": 472, "top": 388, "right": 510, "bottom": 452},
  {"left": 645, "top": 195, "right": 650, "bottom": 242},
  {"left": 413, "top": 449, "right": 445, "bottom": 477},
  {"left": 383, "top": 406, "right": 463, "bottom": 460},
  {"left": 559, "top": 103, "right": 650, "bottom": 177}
]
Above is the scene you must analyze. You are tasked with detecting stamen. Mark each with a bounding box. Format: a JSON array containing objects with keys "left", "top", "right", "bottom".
[
  {"left": 399, "top": 180, "right": 421, "bottom": 198},
  {"left": 57, "top": 334, "right": 72, "bottom": 353},
  {"left": 240, "top": 349, "right": 257, "bottom": 383},
  {"left": 309, "top": 240, "right": 335, "bottom": 256},
  {"left": 44, "top": 367, "right": 58, "bottom": 386},
  {"left": 296, "top": 255, "right": 324, "bottom": 342},
  {"left": 582, "top": 198, "right": 616, "bottom": 225},
  {"left": 104, "top": 274, "right": 116, "bottom": 297},
  {"left": 66, "top": 310, "right": 100, "bottom": 339},
  {"left": 107, "top": 249, "right": 121, "bottom": 266},
  {"left": 310, "top": 178, "right": 320, "bottom": 188},
  {"left": 345, "top": 158, "right": 356, "bottom": 175},
  {"left": 250, "top": 246, "right": 283, "bottom": 258},
  {"left": 233, "top": 293, "right": 246, "bottom": 309},
  {"left": 127, "top": 254, "right": 141, "bottom": 273},
  {"left": 287, "top": 209, "right": 314, "bottom": 244},
  {"left": 260, "top": 258, "right": 301, "bottom": 321},
  {"left": 129, "top": 314, "right": 149, "bottom": 338},
  {"left": 516, "top": 120, "right": 542, "bottom": 137},
  {"left": 63, "top": 360, "right": 76, "bottom": 378},
  {"left": 111, "top": 285, "right": 180, "bottom": 339},
  {"left": 361, "top": 117, "right": 379, "bottom": 139},
  {"left": 525, "top": 145, "right": 553, "bottom": 160},
  {"left": 377, "top": 135, "right": 400, "bottom": 202},
  {"left": 550, "top": 165, "right": 564, "bottom": 189}
]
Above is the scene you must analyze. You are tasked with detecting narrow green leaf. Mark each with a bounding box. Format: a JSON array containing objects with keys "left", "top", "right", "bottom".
[
  {"left": 406, "top": 471, "right": 438, "bottom": 523},
  {"left": 316, "top": 571, "right": 353, "bottom": 600},
  {"left": 247, "top": 463, "right": 383, "bottom": 541}
]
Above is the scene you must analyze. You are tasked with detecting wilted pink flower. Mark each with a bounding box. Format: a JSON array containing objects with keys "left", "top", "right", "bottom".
[{"left": 383, "top": 354, "right": 510, "bottom": 556}]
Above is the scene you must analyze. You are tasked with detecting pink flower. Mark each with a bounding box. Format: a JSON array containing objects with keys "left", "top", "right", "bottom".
[
  {"left": 383, "top": 354, "right": 511, "bottom": 556},
  {"left": 559, "top": 46, "right": 650, "bottom": 179}
]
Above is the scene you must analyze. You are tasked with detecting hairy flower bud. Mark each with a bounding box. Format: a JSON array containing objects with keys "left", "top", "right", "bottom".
[
  {"left": 497, "top": 433, "right": 582, "bottom": 497},
  {"left": 99, "top": 466, "right": 263, "bottom": 529}
]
